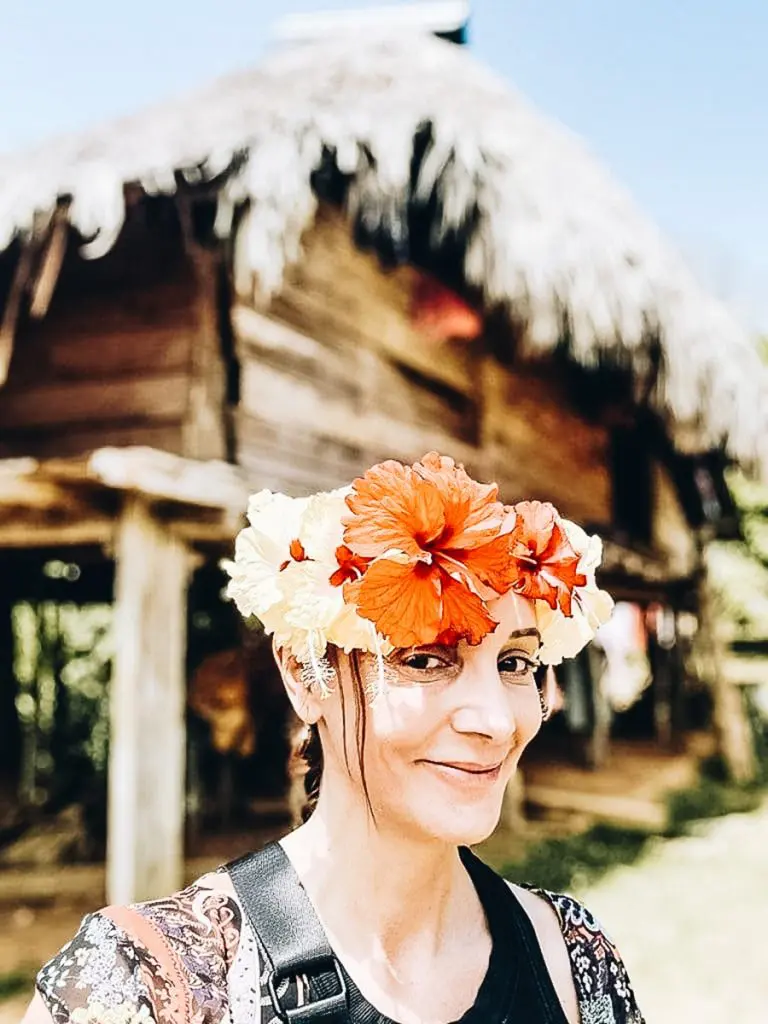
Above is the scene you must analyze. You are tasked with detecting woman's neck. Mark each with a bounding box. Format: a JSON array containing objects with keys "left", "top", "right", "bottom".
[{"left": 279, "top": 786, "right": 479, "bottom": 965}]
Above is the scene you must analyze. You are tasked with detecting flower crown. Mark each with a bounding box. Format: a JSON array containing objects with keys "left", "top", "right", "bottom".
[{"left": 224, "top": 453, "right": 613, "bottom": 686}]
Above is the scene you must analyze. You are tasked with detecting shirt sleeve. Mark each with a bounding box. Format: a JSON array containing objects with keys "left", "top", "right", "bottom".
[
  {"left": 529, "top": 889, "right": 646, "bottom": 1024},
  {"left": 36, "top": 912, "right": 166, "bottom": 1024}
]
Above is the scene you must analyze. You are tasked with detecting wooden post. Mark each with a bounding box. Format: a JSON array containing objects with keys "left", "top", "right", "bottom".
[
  {"left": 108, "top": 496, "right": 190, "bottom": 904},
  {"left": 178, "top": 209, "right": 229, "bottom": 463},
  {"left": 697, "top": 565, "right": 756, "bottom": 784}
]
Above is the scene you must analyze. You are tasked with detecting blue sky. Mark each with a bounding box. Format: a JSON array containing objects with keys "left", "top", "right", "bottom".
[{"left": 2, "top": 1, "right": 766, "bottom": 329}]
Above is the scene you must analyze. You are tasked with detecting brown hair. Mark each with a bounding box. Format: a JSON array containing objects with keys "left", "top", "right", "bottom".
[{"left": 289, "top": 649, "right": 372, "bottom": 824}]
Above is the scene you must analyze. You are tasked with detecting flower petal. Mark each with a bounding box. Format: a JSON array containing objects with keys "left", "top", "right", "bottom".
[
  {"left": 437, "top": 570, "right": 498, "bottom": 646},
  {"left": 506, "top": 506, "right": 587, "bottom": 616},
  {"left": 290, "top": 538, "right": 307, "bottom": 562},
  {"left": 537, "top": 586, "right": 614, "bottom": 665},
  {"left": 225, "top": 528, "right": 284, "bottom": 618},
  {"left": 343, "top": 460, "right": 445, "bottom": 559},
  {"left": 511, "top": 569, "right": 563, "bottom": 610},
  {"left": 329, "top": 545, "right": 369, "bottom": 587},
  {"left": 299, "top": 489, "right": 350, "bottom": 562},
  {"left": 449, "top": 532, "right": 517, "bottom": 595},
  {"left": 344, "top": 557, "right": 442, "bottom": 648},
  {"left": 508, "top": 501, "right": 558, "bottom": 557},
  {"left": 246, "top": 490, "right": 309, "bottom": 563},
  {"left": 562, "top": 519, "right": 603, "bottom": 582},
  {"left": 416, "top": 451, "right": 505, "bottom": 550}
]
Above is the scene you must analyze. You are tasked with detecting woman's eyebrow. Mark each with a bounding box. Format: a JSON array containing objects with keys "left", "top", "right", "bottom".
[{"left": 505, "top": 628, "right": 541, "bottom": 641}]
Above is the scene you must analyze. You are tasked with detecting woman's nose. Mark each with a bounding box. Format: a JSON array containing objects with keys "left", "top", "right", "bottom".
[{"left": 450, "top": 667, "right": 517, "bottom": 744}]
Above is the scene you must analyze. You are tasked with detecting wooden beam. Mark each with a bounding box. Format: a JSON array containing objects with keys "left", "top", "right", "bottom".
[
  {"left": 0, "top": 450, "right": 246, "bottom": 552},
  {"left": 0, "top": 242, "right": 36, "bottom": 386},
  {"left": 0, "top": 513, "right": 236, "bottom": 552},
  {"left": 697, "top": 566, "right": 757, "bottom": 783},
  {"left": 0, "top": 459, "right": 105, "bottom": 514},
  {"left": 0, "top": 517, "right": 113, "bottom": 549},
  {"left": 176, "top": 209, "right": 229, "bottom": 462},
  {"left": 29, "top": 211, "right": 69, "bottom": 319},
  {"left": 0, "top": 447, "right": 248, "bottom": 514},
  {"left": 86, "top": 446, "right": 249, "bottom": 512},
  {"left": 166, "top": 517, "right": 240, "bottom": 545},
  {"left": 107, "top": 496, "right": 190, "bottom": 903},
  {"left": 0, "top": 374, "right": 190, "bottom": 430},
  {"left": 524, "top": 783, "right": 668, "bottom": 832}
]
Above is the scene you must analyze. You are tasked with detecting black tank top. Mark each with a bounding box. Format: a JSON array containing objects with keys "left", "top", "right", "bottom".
[{"left": 251, "top": 846, "right": 569, "bottom": 1024}]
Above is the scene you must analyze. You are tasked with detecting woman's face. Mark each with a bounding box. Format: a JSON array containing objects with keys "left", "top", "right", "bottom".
[{"left": 316, "top": 590, "right": 543, "bottom": 847}]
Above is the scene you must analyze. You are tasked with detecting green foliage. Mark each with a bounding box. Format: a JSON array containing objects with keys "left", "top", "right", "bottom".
[
  {"left": 665, "top": 777, "right": 762, "bottom": 837},
  {"left": 12, "top": 600, "right": 112, "bottom": 814},
  {"left": 710, "top": 447, "right": 768, "bottom": 641},
  {"left": 746, "top": 690, "right": 768, "bottom": 785},
  {"left": 502, "top": 750, "right": 768, "bottom": 892},
  {"left": 665, "top": 696, "right": 768, "bottom": 835},
  {"left": 501, "top": 824, "right": 653, "bottom": 893},
  {"left": 0, "top": 966, "right": 37, "bottom": 1001},
  {"left": 706, "top": 540, "right": 768, "bottom": 639}
]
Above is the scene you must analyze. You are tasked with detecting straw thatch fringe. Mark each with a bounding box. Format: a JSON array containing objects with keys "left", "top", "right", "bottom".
[{"left": 0, "top": 34, "right": 765, "bottom": 473}]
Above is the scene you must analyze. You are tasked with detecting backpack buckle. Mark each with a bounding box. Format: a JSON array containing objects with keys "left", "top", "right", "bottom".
[{"left": 267, "top": 955, "right": 348, "bottom": 1022}]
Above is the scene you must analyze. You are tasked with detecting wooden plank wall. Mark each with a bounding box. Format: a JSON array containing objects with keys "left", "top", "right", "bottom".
[
  {"left": 0, "top": 199, "right": 613, "bottom": 528},
  {"left": 235, "top": 206, "right": 612, "bottom": 526},
  {"left": 0, "top": 205, "right": 226, "bottom": 462}
]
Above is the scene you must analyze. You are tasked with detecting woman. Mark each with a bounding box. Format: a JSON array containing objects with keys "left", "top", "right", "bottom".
[{"left": 24, "top": 452, "right": 644, "bottom": 1024}]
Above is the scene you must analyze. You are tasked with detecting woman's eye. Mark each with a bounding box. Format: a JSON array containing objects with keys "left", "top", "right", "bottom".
[
  {"left": 498, "top": 655, "right": 538, "bottom": 678},
  {"left": 403, "top": 653, "right": 448, "bottom": 672}
]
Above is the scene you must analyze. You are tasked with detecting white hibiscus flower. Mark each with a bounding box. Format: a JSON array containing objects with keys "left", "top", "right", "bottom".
[
  {"left": 537, "top": 519, "right": 614, "bottom": 666},
  {"left": 224, "top": 490, "right": 309, "bottom": 621},
  {"left": 282, "top": 557, "right": 380, "bottom": 660},
  {"left": 298, "top": 487, "right": 351, "bottom": 562},
  {"left": 224, "top": 486, "right": 380, "bottom": 668}
]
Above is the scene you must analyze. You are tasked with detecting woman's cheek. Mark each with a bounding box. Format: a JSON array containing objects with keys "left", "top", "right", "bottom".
[
  {"left": 514, "top": 684, "right": 545, "bottom": 745},
  {"left": 367, "top": 692, "right": 432, "bottom": 750}
]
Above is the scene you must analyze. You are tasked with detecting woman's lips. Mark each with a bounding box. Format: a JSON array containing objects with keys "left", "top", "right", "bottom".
[{"left": 419, "top": 759, "right": 504, "bottom": 783}]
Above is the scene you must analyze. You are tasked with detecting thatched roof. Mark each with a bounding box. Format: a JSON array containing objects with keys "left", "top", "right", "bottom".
[{"left": 1, "top": 34, "right": 765, "bottom": 473}]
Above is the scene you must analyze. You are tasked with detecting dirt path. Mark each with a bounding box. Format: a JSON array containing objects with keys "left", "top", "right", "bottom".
[{"left": 577, "top": 801, "right": 768, "bottom": 1023}]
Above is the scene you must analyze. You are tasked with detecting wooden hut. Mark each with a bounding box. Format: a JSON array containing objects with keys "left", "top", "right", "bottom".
[{"left": 0, "top": 33, "right": 765, "bottom": 900}]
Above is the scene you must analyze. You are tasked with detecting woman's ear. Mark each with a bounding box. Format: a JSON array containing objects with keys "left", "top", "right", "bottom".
[{"left": 273, "top": 641, "right": 326, "bottom": 726}]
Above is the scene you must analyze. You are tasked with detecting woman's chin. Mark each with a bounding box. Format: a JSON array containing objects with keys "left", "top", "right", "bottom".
[
  {"left": 455, "top": 818, "right": 501, "bottom": 847},
  {"left": 415, "top": 804, "right": 504, "bottom": 847}
]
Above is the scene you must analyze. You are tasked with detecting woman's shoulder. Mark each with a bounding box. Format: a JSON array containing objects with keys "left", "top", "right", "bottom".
[
  {"left": 511, "top": 882, "right": 645, "bottom": 1024},
  {"left": 34, "top": 871, "right": 246, "bottom": 1024}
]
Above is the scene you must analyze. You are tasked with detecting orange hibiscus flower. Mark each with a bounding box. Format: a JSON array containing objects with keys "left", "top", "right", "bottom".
[
  {"left": 506, "top": 501, "right": 587, "bottom": 616},
  {"left": 329, "top": 545, "right": 369, "bottom": 588},
  {"left": 341, "top": 453, "right": 513, "bottom": 648}
]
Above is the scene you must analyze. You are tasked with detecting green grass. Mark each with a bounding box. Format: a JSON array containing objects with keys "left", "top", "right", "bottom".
[
  {"left": 501, "top": 823, "right": 654, "bottom": 892},
  {"left": 502, "top": 752, "right": 768, "bottom": 893},
  {"left": 665, "top": 775, "right": 763, "bottom": 837},
  {"left": 0, "top": 966, "right": 37, "bottom": 1002}
]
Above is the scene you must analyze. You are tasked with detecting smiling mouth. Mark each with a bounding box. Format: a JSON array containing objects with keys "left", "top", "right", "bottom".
[{"left": 421, "top": 760, "right": 503, "bottom": 776}]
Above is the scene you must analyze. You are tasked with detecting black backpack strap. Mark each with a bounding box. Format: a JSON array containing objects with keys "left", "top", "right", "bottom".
[{"left": 228, "top": 841, "right": 350, "bottom": 1024}]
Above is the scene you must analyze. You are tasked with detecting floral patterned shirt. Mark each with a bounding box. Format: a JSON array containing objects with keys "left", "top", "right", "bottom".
[{"left": 36, "top": 873, "right": 644, "bottom": 1024}]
